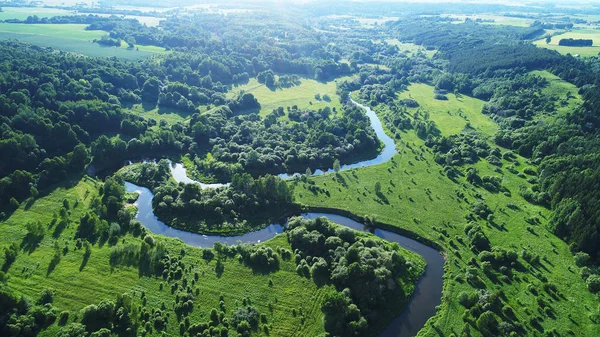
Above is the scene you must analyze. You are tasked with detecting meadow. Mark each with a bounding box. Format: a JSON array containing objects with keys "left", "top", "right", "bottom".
[
  {"left": 0, "top": 23, "right": 166, "bottom": 60},
  {"left": 0, "top": 7, "right": 75, "bottom": 21},
  {"left": 534, "top": 29, "right": 600, "bottom": 57},
  {"left": 397, "top": 83, "right": 496, "bottom": 137},
  {"left": 378, "top": 39, "right": 437, "bottom": 58},
  {"left": 228, "top": 77, "right": 350, "bottom": 118},
  {"left": 440, "top": 13, "right": 534, "bottom": 27},
  {"left": 127, "top": 104, "right": 195, "bottom": 128},
  {"left": 530, "top": 70, "right": 583, "bottom": 120},
  {"left": 293, "top": 84, "right": 599, "bottom": 337}
]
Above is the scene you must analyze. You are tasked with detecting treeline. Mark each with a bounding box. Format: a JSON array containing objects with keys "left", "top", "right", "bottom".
[
  {"left": 389, "top": 17, "right": 560, "bottom": 74},
  {"left": 558, "top": 38, "right": 593, "bottom": 47}
]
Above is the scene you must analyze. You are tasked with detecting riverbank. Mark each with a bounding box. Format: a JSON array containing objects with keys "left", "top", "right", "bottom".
[{"left": 125, "top": 180, "right": 443, "bottom": 337}]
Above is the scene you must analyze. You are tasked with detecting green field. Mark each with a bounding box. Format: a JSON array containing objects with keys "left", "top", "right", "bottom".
[
  {"left": 0, "top": 7, "right": 75, "bottom": 21},
  {"left": 379, "top": 39, "right": 437, "bottom": 58},
  {"left": 534, "top": 29, "right": 600, "bottom": 57},
  {"left": 440, "top": 13, "right": 534, "bottom": 27},
  {"left": 293, "top": 89, "right": 599, "bottom": 337},
  {"left": 228, "top": 77, "right": 350, "bottom": 117},
  {"left": 0, "top": 23, "right": 166, "bottom": 60},
  {"left": 128, "top": 104, "right": 194, "bottom": 128},
  {"left": 531, "top": 70, "right": 583, "bottom": 120},
  {"left": 397, "top": 83, "right": 496, "bottom": 137}
]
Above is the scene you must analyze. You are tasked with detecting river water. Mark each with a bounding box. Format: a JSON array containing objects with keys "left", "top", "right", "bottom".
[{"left": 124, "top": 100, "right": 443, "bottom": 337}]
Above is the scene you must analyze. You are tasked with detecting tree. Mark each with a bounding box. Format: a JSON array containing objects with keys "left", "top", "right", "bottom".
[
  {"left": 333, "top": 159, "right": 341, "bottom": 172},
  {"left": 58, "top": 323, "right": 87, "bottom": 337},
  {"left": 546, "top": 36, "right": 552, "bottom": 44},
  {"left": 9, "top": 197, "right": 19, "bottom": 209},
  {"left": 374, "top": 181, "right": 382, "bottom": 194},
  {"left": 476, "top": 311, "right": 498, "bottom": 337},
  {"left": 30, "top": 186, "right": 39, "bottom": 199},
  {"left": 587, "top": 275, "right": 600, "bottom": 293}
]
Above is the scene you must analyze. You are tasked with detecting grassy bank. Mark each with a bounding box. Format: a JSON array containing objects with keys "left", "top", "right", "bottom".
[{"left": 294, "top": 87, "right": 599, "bottom": 336}]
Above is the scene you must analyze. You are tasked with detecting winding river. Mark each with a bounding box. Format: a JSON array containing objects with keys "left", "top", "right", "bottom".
[{"left": 124, "top": 100, "right": 443, "bottom": 337}]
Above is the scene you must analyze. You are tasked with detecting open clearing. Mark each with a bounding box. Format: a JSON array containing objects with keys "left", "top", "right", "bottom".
[
  {"left": 534, "top": 29, "right": 600, "bottom": 57},
  {"left": 440, "top": 13, "right": 534, "bottom": 27},
  {"left": 128, "top": 104, "right": 194, "bottom": 128},
  {"left": 531, "top": 70, "right": 583, "bottom": 120},
  {"left": 377, "top": 39, "right": 437, "bottom": 58},
  {"left": 228, "top": 77, "right": 351, "bottom": 118},
  {"left": 397, "top": 83, "right": 496, "bottom": 137},
  {"left": 0, "top": 23, "right": 166, "bottom": 60}
]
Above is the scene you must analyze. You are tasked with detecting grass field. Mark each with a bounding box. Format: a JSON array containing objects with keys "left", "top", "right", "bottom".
[
  {"left": 534, "top": 29, "right": 600, "bottom": 57},
  {"left": 440, "top": 13, "right": 534, "bottom": 27},
  {"left": 397, "top": 83, "right": 496, "bottom": 137},
  {"left": 0, "top": 23, "right": 166, "bottom": 60},
  {"left": 380, "top": 39, "right": 437, "bottom": 58},
  {"left": 128, "top": 104, "right": 194, "bottom": 128},
  {"left": 0, "top": 7, "right": 75, "bottom": 21},
  {"left": 228, "top": 77, "right": 351, "bottom": 118},
  {"left": 294, "top": 89, "right": 600, "bottom": 337},
  {"left": 531, "top": 70, "right": 583, "bottom": 120}
]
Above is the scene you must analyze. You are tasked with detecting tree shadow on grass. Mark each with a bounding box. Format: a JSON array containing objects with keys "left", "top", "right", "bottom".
[
  {"left": 20, "top": 233, "right": 44, "bottom": 254},
  {"left": 46, "top": 257, "right": 60, "bottom": 277},
  {"left": 23, "top": 198, "right": 36, "bottom": 211},
  {"left": 79, "top": 251, "right": 91, "bottom": 272},
  {"left": 52, "top": 220, "right": 68, "bottom": 239}
]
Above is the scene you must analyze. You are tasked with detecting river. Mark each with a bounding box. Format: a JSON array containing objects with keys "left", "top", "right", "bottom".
[{"left": 124, "top": 100, "right": 443, "bottom": 337}]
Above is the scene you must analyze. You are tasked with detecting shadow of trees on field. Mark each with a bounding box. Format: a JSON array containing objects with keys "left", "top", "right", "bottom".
[{"left": 21, "top": 232, "right": 44, "bottom": 254}]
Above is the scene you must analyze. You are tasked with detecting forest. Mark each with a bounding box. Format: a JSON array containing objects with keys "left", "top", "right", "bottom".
[{"left": 2, "top": 1, "right": 600, "bottom": 337}]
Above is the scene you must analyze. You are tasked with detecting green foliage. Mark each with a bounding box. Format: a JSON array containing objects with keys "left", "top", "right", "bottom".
[{"left": 151, "top": 172, "right": 295, "bottom": 235}]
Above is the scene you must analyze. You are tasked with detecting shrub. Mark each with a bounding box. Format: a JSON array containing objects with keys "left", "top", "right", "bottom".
[
  {"left": 587, "top": 275, "right": 600, "bottom": 293},
  {"left": 574, "top": 252, "right": 590, "bottom": 267},
  {"left": 59, "top": 311, "right": 69, "bottom": 325}
]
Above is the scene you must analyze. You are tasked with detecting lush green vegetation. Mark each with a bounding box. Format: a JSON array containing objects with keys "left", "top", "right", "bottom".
[
  {"left": 0, "top": 176, "right": 422, "bottom": 337},
  {"left": 118, "top": 160, "right": 297, "bottom": 235},
  {"left": 2, "top": 2, "right": 600, "bottom": 337}
]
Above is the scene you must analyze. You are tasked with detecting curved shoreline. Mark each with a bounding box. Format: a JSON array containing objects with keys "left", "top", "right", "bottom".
[
  {"left": 124, "top": 98, "right": 443, "bottom": 337},
  {"left": 126, "top": 181, "right": 443, "bottom": 337}
]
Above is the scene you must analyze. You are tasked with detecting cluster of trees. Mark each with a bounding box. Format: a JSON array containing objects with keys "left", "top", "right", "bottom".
[
  {"left": 286, "top": 217, "right": 421, "bottom": 336},
  {"left": 558, "top": 38, "right": 593, "bottom": 47},
  {"left": 189, "top": 103, "right": 379, "bottom": 180},
  {"left": 152, "top": 173, "right": 294, "bottom": 235},
  {"left": 0, "top": 287, "right": 60, "bottom": 337},
  {"left": 94, "top": 36, "right": 122, "bottom": 47},
  {"left": 120, "top": 161, "right": 295, "bottom": 235}
]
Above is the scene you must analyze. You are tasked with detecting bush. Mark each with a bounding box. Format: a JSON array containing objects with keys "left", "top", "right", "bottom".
[
  {"left": 59, "top": 311, "right": 69, "bottom": 325},
  {"left": 587, "top": 275, "right": 600, "bottom": 293},
  {"left": 574, "top": 252, "right": 590, "bottom": 267}
]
